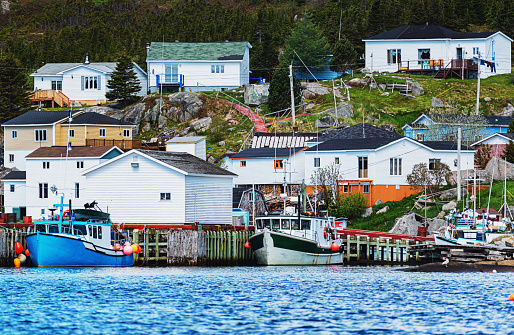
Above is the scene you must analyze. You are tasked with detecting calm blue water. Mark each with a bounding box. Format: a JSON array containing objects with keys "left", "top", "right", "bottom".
[{"left": 1, "top": 266, "right": 514, "bottom": 334}]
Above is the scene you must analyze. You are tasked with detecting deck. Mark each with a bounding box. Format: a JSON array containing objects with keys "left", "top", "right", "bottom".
[
  {"left": 398, "top": 59, "right": 478, "bottom": 79},
  {"left": 32, "top": 90, "right": 70, "bottom": 107},
  {"left": 85, "top": 138, "right": 165, "bottom": 151}
]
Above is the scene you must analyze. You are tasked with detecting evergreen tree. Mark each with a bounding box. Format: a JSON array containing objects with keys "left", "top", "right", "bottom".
[
  {"left": 507, "top": 119, "right": 514, "bottom": 133},
  {"left": 329, "top": 35, "right": 358, "bottom": 73},
  {"left": 0, "top": 53, "right": 31, "bottom": 123},
  {"left": 106, "top": 55, "right": 142, "bottom": 106},
  {"left": 280, "top": 12, "right": 330, "bottom": 82},
  {"left": 267, "top": 64, "right": 301, "bottom": 114},
  {"left": 502, "top": 139, "right": 514, "bottom": 164}
]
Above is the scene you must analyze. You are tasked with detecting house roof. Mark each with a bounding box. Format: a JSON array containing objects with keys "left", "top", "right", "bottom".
[
  {"left": 30, "top": 62, "right": 118, "bottom": 76},
  {"left": 422, "top": 114, "right": 512, "bottom": 127},
  {"left": 1, "top": 171, "right": 26, "bottom": 180},
  {"left": 308, "top": 123, "right": 402, "bottom": 143},
  {"left": 470, "top": 132, "right": 514, "bottom": 146},
  {"left": 305, "top": 138, "right": 398, "bottom": 151},
  {"left": 251, "top": 132, "right": 318, "bottom": 149},
  {"left": 70, "top": 112, "right": 134, "bottom": 126},
  {"left": 137, "top": 150, "right": 236, "bottom": 176},
  {"left": 365, "top": 25, "right": 496, "bottom": 40},
  {"left": 146, "top": 41, "right": 251, "bottom": 61},
  {"left": 230, "top": 147, "right": 305, "bottom": 159},
  {"left": 26, "top": 146, "right": 122, "bottom": 158},
  {"left": 418, "top": 141, "right": 471, "bottom": 151},
  {"left": 166, "top": 136, "right": 206, "bottom": 144},
  {"left": 2, "top": 110, "right": 79, "bottom": 126}
]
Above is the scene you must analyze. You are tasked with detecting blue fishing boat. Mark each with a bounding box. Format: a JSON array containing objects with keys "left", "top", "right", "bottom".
[{"left": 26, "top": 197, "right": 134, "bottom": 267}]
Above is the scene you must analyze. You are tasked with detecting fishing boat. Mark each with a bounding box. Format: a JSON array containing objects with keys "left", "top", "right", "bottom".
[
  {"left": 26, "top": 197, "right": 135, "bottom": 267},
  {"left": 248, "top": 211, "right": 344, "bottom": 265}
]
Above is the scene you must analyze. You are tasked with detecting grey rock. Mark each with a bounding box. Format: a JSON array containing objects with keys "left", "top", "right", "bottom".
[
  {"left": 369, "top": 82, "right": 378, "bottom": 89},
  {"left": 498, "top": 103, "right": 514, "bottom": 117},
  {"left": 410, "top": 81, "right": 425, "bottom": 96},
  {"left": 366, "top": 115, "right": 378, "bottom": 123},
  {"left": 157, "top": 115, "right": 168, "bottom": 129},
  {"left": 177, "top": 127, "right": 191, "bottom": 136},
  {"left": 109, "top": 103, "right": 146, "bottom": 136},
  {"left": 389, "top": 213, "right": 422, "bottom": 235},
  {"left": 218, "top": 141, "right": 226, "bottom": 146},
  {"left": 381, "top": 92, "right": 390, "bottom": 96},
  {"left": 190, "top": 117, "right": 212, "bottom": 132},
  {"left": 323, "top": 102, "right": 354, "bottom": 118},
  {"left": 184, "top": 131, "right": 197, "bottom": 137},
  {"left": 429, "top": 219, "right": 447, "bottom": 234},
  {"left": 167, "top": 92, "right": 203, "bottom": 122},
  {"left": 485, "top": 156, "right": 514, "bottom": 180},
  {"left": 305, "top": 104, "right": 316, "bottom": 110},
  {"left": 143, "top": 123, "right": 151, "bottom": 132},
  {"left": 83, "top": 106, "right": 117, "bottom": 114},
  {"left": 277, "top": 121, "right": 289, "bottom": 125},
  {"left": 346, "top": 78, "right": 369, "bottom": 88},
  {"left": 227, "top": 127, "right": 235, "bottom": 132},
  {"left": 376, "top": 205, "right": 389, "bottom": 214},
  {"left": 431, "top": 97, "right": 447, "bottom": 108},
  {"left": 436, "top": 211, "right": 446, "bottom": 219},
  {"left": 69, "top": 101, "right": 83, "bottom": 108},
  {"left": 315, "top": 115, "right": 337, "bottom": 128},
  {"left": 1, "top": 0, "right": 11, "bottom": 13},
  {"left": 303, "top": 82, "right": 331, "bottom": 96},
  {"left": 442, "top": 200, "right": 457, "bottom": 211},
  {"left": 362, "top": 207, "right": 372, "bottom": 217},
  {"left": 400, "top": 93, "right": 416, "bottom": 98},
  {"left": 378, "top": 124, "right": 397, "bottom": 133},
  {"left": 374, "top": 199, "right": 384, "bottom": 205},
  {"left": 484, "top": 97, "right": 491, "bottom": 102},
  {"left": 244, "top": 83, "right": 269, "bottom": 106},
  {"left": 440, "top": 187, "right": 468, "bottom": 200},
  {"left": 207, "top": 156, "right": 216, "bottom": 163}
]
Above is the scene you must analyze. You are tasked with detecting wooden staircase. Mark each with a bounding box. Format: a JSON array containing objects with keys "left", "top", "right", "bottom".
[{"left": 33, "top": 90, "right": 70, "bottom": 107}]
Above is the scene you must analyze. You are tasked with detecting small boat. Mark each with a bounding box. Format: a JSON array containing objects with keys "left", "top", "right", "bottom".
[
  {"left": 248, "top": 213, "right": 344, "bottom": 265},
  {"left": 26, "top": 197, "right": 135, "bottom": 267}
]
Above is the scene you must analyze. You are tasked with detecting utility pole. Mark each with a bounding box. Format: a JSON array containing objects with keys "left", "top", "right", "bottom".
[
  {"left": 475, "top": 51, "right": 481, "bottom": 115},
  {"left": 457, "top": 127, "right": 461, "bottom": 201},
  {"left": 289, "top": 64, "right": 296, "bottom": 127}
]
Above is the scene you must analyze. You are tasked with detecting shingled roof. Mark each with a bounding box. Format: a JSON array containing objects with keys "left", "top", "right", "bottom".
[
  {"left": 309, "top": 123, "right": 402, "bottom": 143},
  {"left": 26, "top": 146, "right": 121, "bottom": 158},
  {"left": 70, "top": 112, "right": 134, "bottom": 126},
  {"left": 146, "top": 41, "right": 250, "bottom": 61},
  {"left": 1, "top": 171, "right": 26, "bottom": 180},
  {"left": 2, "top": 110, "right": 76, "bottom": 126},
  {"left": 365, "top": 25, "right": 496, "bottom": 40},
  {"left": 306, "top": 138, "right": 398, "bottom": 151},
  {"left": 139, "top": 150, "right": 236, "bottom": 176},
  {"left": 31, "top": 63, "right": 117, "bottom": 76}
]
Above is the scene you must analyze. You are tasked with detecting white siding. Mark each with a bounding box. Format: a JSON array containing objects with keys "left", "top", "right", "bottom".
[
  {"left": 33, "top": 75, "right": 62, "bottom": 91},
  {"left": 84, "top": 153, "right": 187, "bottom": 224},
  {"left": 196, "top": 138, "right": 206, "bottom": 160},
  {"left": 4, "top": 180, "right": 26, "bottom": 214},
  {"left": 185, "top": 175, "right": 233, "bottom": 225},
  {"left": 63, "top": 67, "right": 108, "bottom": 102},
  {"left": 4, "top": 149, "right": 33, "bottom": 170}
]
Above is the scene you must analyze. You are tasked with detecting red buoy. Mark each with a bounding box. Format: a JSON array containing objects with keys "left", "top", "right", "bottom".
[
  {"left": 509, "top": 293, "right": 514, "bottom": 301},
  {"left": 25, "top": 249, "right": 30, "bottom": 257},
  {"left": 15, "top": 242, "right": 23, "bottom": 254},
  {"left": 330, "top": 242, "right": 339, "bottom": 251},
  {"left": 244, "top": 242, "right": 251, "bottom": 249},
  {"left": 136, "top": 244, "right": 141, "bottom": 254}
]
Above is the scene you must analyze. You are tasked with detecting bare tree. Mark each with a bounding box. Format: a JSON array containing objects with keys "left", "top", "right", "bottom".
[
  {"left": 407, "top": 162, "right": 451, "bottom": 194},
  {"left": 310, "top": 162, "right": 341, "bottom": 207}
]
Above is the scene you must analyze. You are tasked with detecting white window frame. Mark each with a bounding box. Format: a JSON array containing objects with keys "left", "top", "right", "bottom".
[
  {"left": 314, "top": 158, "right": 320, "bottom": 168},
  {"left": 123, "top": 129, "right": 130, "bottom": 138},
  {"left": 39, "top": 183, "right": 49, "bottom": 199},
  {"left": 9, "top": 154, "right": 14, "bottom": 163},
  {"left": 390, "top": 158, "right": 402, "bottom": 176},
  {"left": 160, "top": 192, "right": 172, "bottom": 201},
  {"left": 35, "top": 129, "right": 47, "bottom": 142},
  {"left": 99, "top": 128, "right": 106, "bottom": 137},
  {"left": 69, "top": 129, "right": 75, "bottom": 138},
  {"left": 387, "top": 49, "right": 401, "bottom": 64},
  {"left": 84, "top": 76, "right": 98, "bottom": 90},
  {"left": 77, "top": 161, "right": 84, "bottom": 169},
  {"left": 11, "top": 130, "right": 17, "bottom": 139},
  {"left": 429, "top": 158, "right": 441, "bottom": 171},
  {"left": 363, "top": 184, "right": 370, "bottom": 194}
]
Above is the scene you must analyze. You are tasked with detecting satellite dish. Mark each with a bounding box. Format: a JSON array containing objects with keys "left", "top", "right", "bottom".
[{"left": 50, "top": 185, "right": 58, "bottom": 194}]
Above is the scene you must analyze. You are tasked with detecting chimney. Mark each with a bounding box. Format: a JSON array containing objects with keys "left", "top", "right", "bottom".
[
  {"left": 85, "top": 53, "right": 90, "bottom": 64},
  {"left": 146, "top": 43, "right": 151, "bottom": 54}
]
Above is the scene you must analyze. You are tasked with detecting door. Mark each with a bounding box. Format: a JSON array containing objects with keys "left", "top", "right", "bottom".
[
  {"left": 172, "top": 64, "right": 178, "bottom": 82},
  {"left": 456, "top": 48, "right": 463, "bottom": 60},
  {"left": 165, "top": 64, "right": 172, "bottom": 82}
]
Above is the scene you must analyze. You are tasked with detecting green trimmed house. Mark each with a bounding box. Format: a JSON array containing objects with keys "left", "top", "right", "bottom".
[{"left": 146, "top": 41, "right": 251, "bottom": 93}]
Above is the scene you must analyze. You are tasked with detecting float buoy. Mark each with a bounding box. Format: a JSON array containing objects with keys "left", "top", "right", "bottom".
[
  {"left": 324, "top": 227, "right": 329, "bottom": 239},
  {"left": 123, "top": 245, "right": 133, "bottom": 255},
  {"left": 244, "top": 242, "right": 251, "bottom": 249},
  {"left": 330, "top": 242, "right": 339, "bottom": 251},
  {"left": 13, "top": 258, "right": 21, "bottom": 268},
  {"left": 15, "top": 242, "right": 23, "bottom": 254},
  {"left": 135, "top": 244, "right": 141, "bottom": 254},
  {"left": 18, "top": 253, "right": 26, "bottom": 264},
  {"left": 131, "top": 244, "right": 138, "bottom": 253},
  {"left": 25, "top": 249, "right": 30, "bottom": 257},
  {"left": 509, "top": 293, "right": 514, "bottom": 301},
  {"left": 113, "top": 243, "right": 121, "bottom": 251}
]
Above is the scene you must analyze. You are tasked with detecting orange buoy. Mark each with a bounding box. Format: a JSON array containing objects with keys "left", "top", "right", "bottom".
[
  {"left": 135, "top": 244, "right": 141, "bottom": 254},
  {"left": 25, "top": 249, "right": 30, "bottom": 257},
  {"left": 131, "top": 244, "right": 138, "bottom": 253},
  {"left": 330, "top": 242, "right": 339, "bottom": 251},
  {"left": 13, "top": 258, "right": 21, "bottom": 268},
  {"left": 15, "top": 242, "right": 23, "bottom": 254},
  {"left": 113, "top": 243, "right": 121, "bottom": 251},
  {"left": 509, "top": 293, "right": 514, "bottom": 301},
  {"left": 244, "top": 242, "right": 251, "bottom": 249}
]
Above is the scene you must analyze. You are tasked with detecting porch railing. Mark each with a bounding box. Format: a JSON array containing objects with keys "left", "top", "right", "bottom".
[{"left": 33, "top": 90, "right": 70, "bottom": 107}]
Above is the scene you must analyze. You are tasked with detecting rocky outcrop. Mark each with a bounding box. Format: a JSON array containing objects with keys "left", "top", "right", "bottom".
[
  {"left": 442, "top": 200, "right": 457, "bottom": 211},
  {"left": 439, "top": 187, "right": 468, "bottom": 200},
  {"left": 315, "top": 115, "right": 336, "bottom": 128},
  {"left": 190, "top": 117, "right": 212, "bottom": 132},
  {"left": 303, "top": 82, "right": 331, "bottom": 97},
  {"left": 346, "top": 78, "right": 369, "bottom": 88},
  {"left": 498, "top": 103, "right": 514, "bottom": 117},
  {"left": 244, "top": 84, "right": 269, "bottom": 106},
  {"left": 431, "top": 97, "right": 448, "bottom": 108},
  {"left": 376, "top": 205, "right": 389, "bottom": 214},
  {"left": 485, "top": 156, "right": 514, "bottom": 180},
  {"left": 323, "top": 102, "right": 354, "bottom": 118},
  {"left": 1, "top": 0, "right": 9, "bottom": 14},
  {"left": 167, "top": 92, "right": 203, "bottom": 122},
  {"left": 83, "top": 106, "right": 118, "bottom": 114},
  {"left": 378, "top": 124, "right": 396, "bottom": 133},
  {"left": 389, "top": 213, "right": 422, "bottom": 236}
]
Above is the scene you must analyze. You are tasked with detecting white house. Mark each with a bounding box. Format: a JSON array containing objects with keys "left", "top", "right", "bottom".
[
  {"left": 166, "top": 136, "right": 206, "bottom": 160},
  {"left": 146, "top": 41, "right": 251, "bottom": 93},
  {"left": 363, "top": 25, "right": 512, "bottom": 79},
  {"left": 31, "top": 57, "right": 147, "bottom": 105},
  {"left": 82, "top": 150, "right": 236, "bottom": 225},
  {"left": 3, "top": 146, "right": 123, "bottom": 220}
]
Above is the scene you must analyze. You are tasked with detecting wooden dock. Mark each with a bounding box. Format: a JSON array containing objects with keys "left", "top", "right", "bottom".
[
  {"left": 409, "top": 243, "right": 514, "bottom": 263},
  {"left": 0, "top": 227, "right": 27, "bottom": 267}
]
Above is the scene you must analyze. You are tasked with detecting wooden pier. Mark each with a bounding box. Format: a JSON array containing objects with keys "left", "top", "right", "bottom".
[{"left": 409, "top": 243, "right": 514, "bottom": 263}]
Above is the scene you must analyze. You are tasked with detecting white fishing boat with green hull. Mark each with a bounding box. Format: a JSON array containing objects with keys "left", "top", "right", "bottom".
[{"left": 249, "top": 214, "right": 344, "bottom": 265}]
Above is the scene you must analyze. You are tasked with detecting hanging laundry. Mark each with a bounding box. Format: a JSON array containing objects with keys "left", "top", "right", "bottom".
[{"left": 491, "top": 62, "right": 496, "bottom": 73}]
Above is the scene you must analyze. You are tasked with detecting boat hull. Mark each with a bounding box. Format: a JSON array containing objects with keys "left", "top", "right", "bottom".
[
  {"left": 249, "top": 229, "right": 343, "bottom": 265},
  {"left": 26, "top": 232, "right": 133, "bottom": 267}
]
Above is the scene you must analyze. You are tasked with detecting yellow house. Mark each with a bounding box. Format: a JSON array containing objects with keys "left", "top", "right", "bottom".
[{"left": 2, "top": 110, "right": 135, "bottom": 170}]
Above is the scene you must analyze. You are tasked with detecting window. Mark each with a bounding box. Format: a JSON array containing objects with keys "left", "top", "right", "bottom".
[
  {"left": 77, "top": 161, "right": 84, "bottom": 169},
  {"left": 43, "top": 161, "right": 50, "bottom": 169},
  {"left": 39, "top": 183, "right": 48, "bottom": 198},
  {"left": 473, "top": 47, "right": 479, "bottom": 55},
  {"left": 51, "top": 81, "right": 62, "bottom": 90},
  {"left": 35, "top": 129, "right": 47, "bottom": 142},
  {"left": 123, "top": 129, "right": 130, "bottom": 138},
  {"left": 98, "top": 226, "right": 102, "bottom": 239},
  {"left": 240, "top": 161, "right": 246, "bottom": 167},
  {"left": 416, "top": 133, "right": 425, "bottom": 141},
  {"left": 69, "top": 129, "right": 75, "bottom": 138},
  {"left": 274, "top": 160, "right": 283, "bottom": 169},
  {"left": 390, "top": 158, "right": 402, "bottom": 176},
  {"left": 314, "top": 158, "right": 320, "bottom": 168},
  {"left": 9, "top": 154, "right": 14, "bottom": 163},
  {"left": 211, "top": 65, "right": 215, "bottom": 73},
  {"left": 84, "top": 76, "right": 98, "bottom": 90},
  {"left": 160, "top": 192, "right": 171, "bottom": 201},
  {"left": 358, "top": 157, "right": 368, "bottom": 178},
  {"left": 335, "top": 157, "right": 340, "bottom": 164},
  {"left": 99, "top": 128, "right": 106, "bottom": 137},
  {"left": 10, "top": 185, "right": 14, "bottom": 193},
  {"left": 220, "top": 65, "right": 224, "bottom": 73},
  {"left": 93, "top": 226, "right": 97, "bottom": 239},
  {"left": 387, "top": 49, "right": 401, "bottom": 64},
  {"left": 343, "top": 185, "right": 348, "bottom": 193},
  {"left": 216, "top": 65, "right": 220, "bottom": 73},
  {"left": 75, "top": 183, "right": 80, "bottom": 198},
  {"left": 363, "top": 184, "right": 370, "bottom": 194},
  {"left": 429, "top": 158, "right": 441, "bottom": 170},
  {"left": 418, "top": 49, "right": 430, "bottom": 64},
  {"left": 11, "top": 130, "right": 17, "bottom": 139}
]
